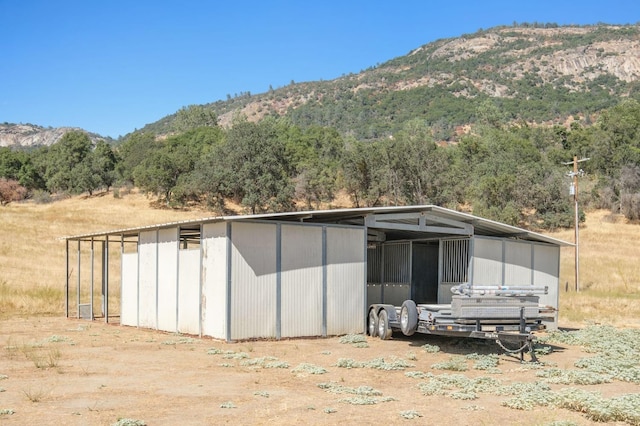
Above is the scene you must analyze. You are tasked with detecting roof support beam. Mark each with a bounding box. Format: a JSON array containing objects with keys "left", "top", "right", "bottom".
[{"left": 364, "top": 212, "right": 473, "bottom": 236}]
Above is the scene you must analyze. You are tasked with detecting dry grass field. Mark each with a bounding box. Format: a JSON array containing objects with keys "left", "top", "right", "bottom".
[{"left": 1, "top": 191, "right": 639, "bottom": 425}]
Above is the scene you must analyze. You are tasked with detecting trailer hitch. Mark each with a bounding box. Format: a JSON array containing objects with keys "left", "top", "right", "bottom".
[
  {"left": 495, "top": 334, "right": 538, "bottom": 363},
  {"left": 495, "top": 306, "right": 539, "bottom": 362}
]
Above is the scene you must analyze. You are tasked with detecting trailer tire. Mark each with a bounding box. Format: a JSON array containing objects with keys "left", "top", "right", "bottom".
[
  {"left": 367, "top": 308, "right": 378, "bottom": 337},
  {"left": 400, "top": 300, "right": 418, "bottom": 336},
  {"left": 377, "top": 309, "right": 392, "bottom": 340}
]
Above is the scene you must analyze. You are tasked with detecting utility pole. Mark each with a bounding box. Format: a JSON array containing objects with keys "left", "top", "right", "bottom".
[{"left": 562, "top": 156, "right": 589, "bottom": 292}]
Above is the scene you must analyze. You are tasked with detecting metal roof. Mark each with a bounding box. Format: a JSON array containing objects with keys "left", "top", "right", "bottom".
[{"left": 61, "top": 204, "right": 572, "bottom": 246}]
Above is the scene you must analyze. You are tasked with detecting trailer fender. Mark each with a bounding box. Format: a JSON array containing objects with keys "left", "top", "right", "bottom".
[{"left": 369, "top": 304, "right": 398, "bottom": 323}]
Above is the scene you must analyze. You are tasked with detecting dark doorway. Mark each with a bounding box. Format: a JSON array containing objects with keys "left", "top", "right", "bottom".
[{"left": 411, "top": 242, "right": 439, "bottom": 304}]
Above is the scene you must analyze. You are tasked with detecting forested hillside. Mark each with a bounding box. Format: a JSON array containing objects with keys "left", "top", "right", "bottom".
[
  {"left": 141, "top": 24, "right": 640, "bottom": 141},
  {"left": 1, "top": 24, "right": 639, "bottom": 229}
]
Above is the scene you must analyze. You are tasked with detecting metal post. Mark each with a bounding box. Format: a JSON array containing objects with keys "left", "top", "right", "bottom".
[
  {"left": 101, "top": 240, "right": 105, "bottom": 317},
  {"left": 91, "top": 237, "right": 94, "bottom": 320},
  {"left": 573, "top": 155, "right": 580, "bottom": 292},
  {"left": 65, "top": 239, "right": 69, "bottom": 318},
  {"left": 104, "top": 239, "right": 109, "bottom": 323},
  {"left": 275, "top": 224, "right": 281, "bottom": 340},
  {"left": 120, "top": 235, "right": 124, "bottom": 325},
  {"left": 76, "top": 240, "right": 81, "bottom": 319}
]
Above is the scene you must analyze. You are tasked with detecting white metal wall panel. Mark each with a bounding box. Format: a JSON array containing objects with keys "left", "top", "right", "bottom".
[
  {"left": 120, "top": 252, "right": 138, "bottom": 327},
  {"left": 138, "top": 231, "right": 157, "bottom": 329},
  {"left": 472, "top": 237, "right": 503, "bottom": 286},
  {"left": 326, "top": 227, "right": 366, "bottom": 335},
  {"left": 281, "top": 224, "right": 323, "bottom": 338},
  {"left": 157, "top": 227, "right": 178, "bottom": 333},
  {"left": 201, "top": 222, "right": 228, "bottom": 339},
  {"left": 230, "top": 222, "right": 277, "bottom": 340},
  {"left": 178, "top": 249, "right": 200, "bottom": 334},
  {"left": 534, "top": 244, "right": 560, "bottom": 326},
  {"left": 504, "top": 240, "right": 532, "bottom": 286}
]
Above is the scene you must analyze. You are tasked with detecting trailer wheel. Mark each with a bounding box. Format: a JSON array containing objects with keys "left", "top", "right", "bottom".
[
  {"left": 400, "top": 300, "right": 418, "bottom": 336},
  {"left": 367, "top": 308, "right": 378, "bottom": 337},
  {"left": 377, "top": 309, "right": 392, "bottom": 340}
]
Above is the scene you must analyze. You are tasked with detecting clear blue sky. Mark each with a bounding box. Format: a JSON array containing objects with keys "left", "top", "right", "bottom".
[{"left": 2, "top": 1, "right": 639, "bottom": 138}]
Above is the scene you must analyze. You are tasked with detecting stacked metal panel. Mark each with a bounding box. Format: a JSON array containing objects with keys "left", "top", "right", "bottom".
[
  {"left": 157, "top": 228, "right": 179, "bottom": 332},
  {"left": 120, "top": 252, "right": 138, "bottom": 327},
  {"left": 201, "top": 222, "right": 228, "bottom": 339},
  {"left": 326, "top": 227, "right": 366, "bottom": 336},
  {"left": 280, "top": 224, "right": 323, "bottom": 338},
  {"left": 229, "top": 222, "right": 278, "bottom": 340}
]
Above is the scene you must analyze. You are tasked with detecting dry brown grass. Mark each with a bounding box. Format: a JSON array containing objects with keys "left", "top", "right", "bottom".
[
  {"left": 0, "top": 190, "right": 204, "bottom": 317},
  {"left": 1, "top": 191, "right": 638, "bottom": 327},
  {"left": 548, "top": 209, "right": 640, "bottom": 327}
]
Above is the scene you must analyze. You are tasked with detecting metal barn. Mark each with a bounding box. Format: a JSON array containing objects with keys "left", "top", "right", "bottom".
[{"left": 63, "top": 205, "right": 570, "bottom": 340}]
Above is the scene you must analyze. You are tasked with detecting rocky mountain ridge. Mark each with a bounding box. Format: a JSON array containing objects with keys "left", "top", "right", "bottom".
[
  {"left": 199, "top": 25, "right": 640, "bottom": 140},
  {"left": 4, "top": 24, "right": 640, "bottom": 146},
  {"left": 0, "top": 123, "right": 109, "bottom": 149}
]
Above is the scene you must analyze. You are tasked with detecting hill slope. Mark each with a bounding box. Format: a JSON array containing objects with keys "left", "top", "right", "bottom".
[
  {"left": 141, "top": 24, "right": 640, "bottom": 141},
  {"left": 4, "top": 24, "right": 640, "bottom": 147}
]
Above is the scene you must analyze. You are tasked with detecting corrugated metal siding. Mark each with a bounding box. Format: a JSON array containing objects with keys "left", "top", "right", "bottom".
[
  {"left": 138, "top": 231, "right": 157, "bottom": 328},
  {"left": 367, "top": 247, "right": 382, "bottom": 283},
  {"left": 230, "top": 222, "right": 277, "bottom": 340},
  {"left": 178, "top": 249, "right": 200, "bottom": 334},
  {"left": 326, "top": 227, "right": 365, "bottom": 335},
  {"left": 281, "top": 224, "right": 323, "bottom": 338},
  {"left": 534, "top": 244, "right": 560, "bottom": 327},
  {"left": 201, "top": 222, "right": 228, "bottom": 340},
  {"left": 367, "top": 246, "right": 382, "bottom": 306},
  {"left": 120, "top": 252, "right": 138, "bottom": 326},
  {"left": 383, "top": 243, "right": 411, "bottom": 283},
  {"left": 381, "top": 243, "right": 411, "bottom": 306},
  {"left": 157, "top": 227, "right": 178, "bottom": 333},
  {"left": 472, "top": 237, "right": 503, "bottom": 285},
  {"left": 504, "top": 240, "right": 532, "bottom": 286}
]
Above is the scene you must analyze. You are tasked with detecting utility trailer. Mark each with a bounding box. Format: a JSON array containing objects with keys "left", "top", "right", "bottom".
[{"left": 367, "top": 284, "right": 550, "bottom": 361}]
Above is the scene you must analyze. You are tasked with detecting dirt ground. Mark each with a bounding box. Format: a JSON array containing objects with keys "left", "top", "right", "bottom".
[{"left": 0, "top": 317, "right": 637, "bottom": 426}]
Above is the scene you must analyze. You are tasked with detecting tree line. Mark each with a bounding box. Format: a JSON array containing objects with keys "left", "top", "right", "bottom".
[{"left": 1, "top": 100, "right": 639, "bottom": 227}]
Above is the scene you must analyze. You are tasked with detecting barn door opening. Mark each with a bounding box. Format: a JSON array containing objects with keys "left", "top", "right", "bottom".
[{"left": 411, "top": 242, "right": 439, "bottom": 304}]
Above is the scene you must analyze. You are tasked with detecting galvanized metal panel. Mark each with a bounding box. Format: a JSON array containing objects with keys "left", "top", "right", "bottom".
[
  {"left": 504, "top": 240, "right": 532, "bottom": 286},
  {"left": 280, "top": 224, "right": 323, "bottom": 338},
  {"left": 471, "top": 237, "right": 503, "bottom": 286},
  {"left": 366, "top": 283, "right": 382, "bottom": 306},
  {"left": 367, "top": 246, "right": 382, "bottom": 283},
  {"left": 382, "top": 242, "right": 411, "bottom": 283},
  {"left": 120, "top": 252, "right": 138, "bottom": 327},
  {"left": 326, "top": 227, "right": 366, "bottom": 336},
  {"left": 230, "top": 222, "right": 277, "bottom": 340},
  {"left": 201, "top": 222, "right": 228, "bottom": 339},
  {"left": 441, "top": 239, "right": 470, "bottom": 283},
  {"left": 534, "top": 244, "right": 560, "bottom": 327},
  {"left": 439, "top": 238, "right": 470, "bottom": 303},
  {"left": 138, "top": 231, "right": 157, "bottom": 329},
  {"left": 382, "top": 283, "right": 410, "bottom": 307},
  {"left": 157, "top": 227, "right": 178, "bottom": 333},
  {"left": 178, "top": 249, "right": 200, "bottom": 334}
]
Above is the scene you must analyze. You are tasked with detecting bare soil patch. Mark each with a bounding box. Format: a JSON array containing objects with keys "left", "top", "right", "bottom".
[{"left": 1, "top": 317, "right": 637, "bottom": 425}]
